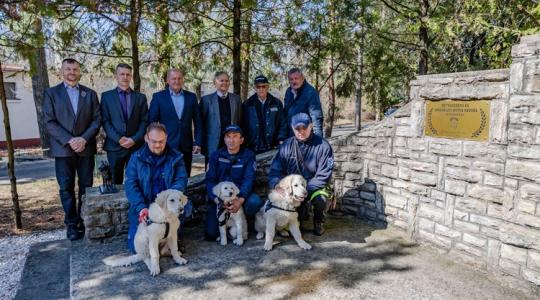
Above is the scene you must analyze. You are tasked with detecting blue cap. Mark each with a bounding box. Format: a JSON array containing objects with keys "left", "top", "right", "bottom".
[
  {"left": 254, "top": 75, "right": 269, "bottom": 85},
  {"left": 291, "top": 113, "right": 312, "bottom": 128},
  {"left": 223, "top": 124, "right": 243, "bottom": 136}
]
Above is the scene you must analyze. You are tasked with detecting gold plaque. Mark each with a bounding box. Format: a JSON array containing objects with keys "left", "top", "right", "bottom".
[{"left": 425, "top": 100, "right": 490, "bottom": 141}]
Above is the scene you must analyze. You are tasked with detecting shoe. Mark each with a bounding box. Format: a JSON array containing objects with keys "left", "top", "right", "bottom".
[
  {"left": 67, "top": 226, "right": 82, "bottom": 241},
  {"left": 78, "top": 223, "right": 85, "bottom": 234},
  {"left": 313, "top": 222, "right": 325, "bottom": 236}
]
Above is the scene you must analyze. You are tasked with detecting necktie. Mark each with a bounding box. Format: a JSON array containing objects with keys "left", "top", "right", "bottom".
[{"left": 119, "top": 91, "right": 129, "bottom": 122}]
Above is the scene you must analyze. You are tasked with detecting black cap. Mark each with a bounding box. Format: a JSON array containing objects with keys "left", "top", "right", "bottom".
[{"left": 254, "top": 75, "right": 269, "bottom": 85}]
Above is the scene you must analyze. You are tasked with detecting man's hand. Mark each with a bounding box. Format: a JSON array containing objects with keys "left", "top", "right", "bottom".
[
  {"left": 120, "top": 137, "right": 136, "bottom": 149},
  {"left": 193, "top": 146, "right": 201, "bottom": 154},
  {"left": 138, "top": 208, "right": 149, "bottom": 223},
  {"left": 227, "top": 197, "right": 245, "bottom": 214},
  {"left": 68, "top": 137, "right": 86, "bottom": 152}
]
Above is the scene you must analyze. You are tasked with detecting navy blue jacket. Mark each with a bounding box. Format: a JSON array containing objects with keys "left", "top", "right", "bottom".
[
  {"left": 125, "top": 144, "right": 188, "bottom": 218},
  {"left": 268, "top": 134, "right": 334, "bottom": 194},
  {"left": 148, "top": 89, "right": 202, "bottom": 153},
  {"left": 100, "top": 88, "right": 148, "bottom": 152},
  {"left": 241, "top": 93, "right": 287, "bottom": 152},
  {"left": 205, "top": 147, "right": 257, "bottom": 200},
  {"left": 283, "top": 81, "right": 324, "bottom": 137}
]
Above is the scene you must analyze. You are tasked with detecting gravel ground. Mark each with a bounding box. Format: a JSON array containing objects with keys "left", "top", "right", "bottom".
[{"left": 0, "top": 229, "right": 65, "bottom": 300}]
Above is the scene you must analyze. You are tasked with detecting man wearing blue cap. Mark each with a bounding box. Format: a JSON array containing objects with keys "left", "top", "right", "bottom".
[
  {"left": 241, "top": 75, "right": 288, "bottom": 153},
  {"left": 268, "top": 112, "right": 334, "bottom": 235},
  {"left": 204, "top": 124, "right": 264, "bottom": 241}
]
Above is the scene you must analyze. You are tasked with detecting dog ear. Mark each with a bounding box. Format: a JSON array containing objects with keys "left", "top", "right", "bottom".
[
  {"left": 232, "top": 183, "right": 240, "bottom": 196},
  {"left": 179, "top": 192, "right": 188, "bottom": 207},
  {"left": 155, "top": 190, "right": 169, "bottom": 209},
  {"left": 212, "top": 183, "right": 222, "bottom": 199}
]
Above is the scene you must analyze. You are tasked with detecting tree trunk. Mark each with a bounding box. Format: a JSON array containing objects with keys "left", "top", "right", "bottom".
[
  {"left": 355, "top": 6, "right": 366, "bottom": 131},
  {"left": 30, "top": 17, "right": 51, "bottom": 155},
  {"left": 240, "top": 10, "right": 252, "bottom": 101},
  {"left": 323, "top": 57, "right": 336, "bottom": 138},
  {"left": 130, "top": 0, "right": 142, "bottom": 92},
  {"left": 418, "top": 0, "right": 430, "bottom": 75},
  {"left": 157, "top": 1, "right": 171, "bottom": 85},
  {"left": 0, "top": 60, "right": 23, "bottom": 229},
  {"left": 232, "top": 0, "right": 242, "bottom": 95}
]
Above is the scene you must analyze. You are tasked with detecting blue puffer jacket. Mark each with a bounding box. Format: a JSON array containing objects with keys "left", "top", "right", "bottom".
[
  {"left": 268, "top": 134, "right": 334, "bottom": 194},
  {"left": 283, "top": 80, "right": 324, "bottom": 137},
  {"left": 125, "top": 144, "right": 188, "bottom": 221},
  {"left": 241, "top": 93, "right": 288, "bottom": 152},
  {"left": 206, "top": 147, "right": 257, "bottom": 200}
]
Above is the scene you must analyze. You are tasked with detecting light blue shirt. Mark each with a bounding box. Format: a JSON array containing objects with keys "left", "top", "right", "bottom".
[
  {"left": 170, "top": 88, "right": 184, "bottom": 120},
  {"left": 64, "top": 82, "right": 79, "bottom": 114}
]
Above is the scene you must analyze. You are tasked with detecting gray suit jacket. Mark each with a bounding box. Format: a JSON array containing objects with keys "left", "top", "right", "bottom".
[
  {"left": 199, "top": 91, "right": 241, "bottom": 157},
  {"left": 43, "top": 83, "right": 101, "bottom": 157}
]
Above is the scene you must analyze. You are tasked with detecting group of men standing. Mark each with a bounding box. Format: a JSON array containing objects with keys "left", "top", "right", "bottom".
[{"left": 43, "top": 58, "right": 333, "bottom": 250}]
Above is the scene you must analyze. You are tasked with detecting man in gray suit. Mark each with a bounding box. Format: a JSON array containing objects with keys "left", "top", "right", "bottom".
[
  {"left": 101, "top": 63, "right": 148, "bottom": 184},
  {"left": 200, "top": 71, "right": 242, "bottom": 160},
  {"left": 43, "top": 58, "right": 101, "bottom": 241}
]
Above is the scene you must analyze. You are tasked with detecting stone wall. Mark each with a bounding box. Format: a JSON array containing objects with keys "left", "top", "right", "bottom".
[{"left": 331, "top": 35, "right": 540, "bottom": 290}]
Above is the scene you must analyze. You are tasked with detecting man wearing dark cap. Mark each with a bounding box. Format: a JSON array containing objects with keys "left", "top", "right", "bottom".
[
  {"left": 241, "top": 75, "right": 287, "bottom": 153},
  {"left": 268, "top": 113, "right": 334, "bottom": 236},
  {"left": 204, "top": 124, "right": 263, "bottom": 241}
]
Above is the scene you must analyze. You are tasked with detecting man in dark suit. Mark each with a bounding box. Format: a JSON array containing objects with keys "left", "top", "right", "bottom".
[
  {"left": 100, "top": 63, "right": 148, "bottom": 184},
  {"left": 148, "top": 68, "right": 202, "bottom": 176},
  {"left": 200, "top": 71, "right": 242, "bottom": 160},
  {"left": 43, "top": 58, "right": 101, "bottom": 241}
]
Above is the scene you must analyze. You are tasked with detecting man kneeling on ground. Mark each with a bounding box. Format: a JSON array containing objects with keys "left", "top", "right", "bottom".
[{"left": 124, "top": 122, "right": 191, "bottom": 253}]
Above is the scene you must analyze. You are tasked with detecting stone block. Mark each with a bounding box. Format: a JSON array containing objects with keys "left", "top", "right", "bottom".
[
  {"left": 446, "top": 167, "right": 482, "bottom": 183},
  {"left": 472, "top": 161, "right": 505, "bottom": 175},
  {"left": 455, "top": 197, "right": 487, "bottom": 214},
  {"left": 453, "top": 209, "right": 469, "bottom": 221},
  {"left": 381, "top": 164, "right": 398, "bottom": 179},
  {"left": 444, "top": 179, "right": 467, "bottom": 196},
  {"left": 516, "top": 213, "right": 540, "bottom": 228},
  {"left": 463, "top": 142, "right": 506, "bottom": 163},
  {"left": 385, "top": 193, "right": 408, "bottom": 209},
  {"left": 409, "top": 161, "right": 437, "bottom": 173},
  {"left": 487, "top": 203, "right": 504, "bottom": 218},
  {"left": 522, "top": 268, "right": 540, "bottom": 285},
  {"left": 454, "top": 219, "right": 480, "bottom": 233},
  {"left": 469, "top": 213, "right": 502, "bottom": 229},
  {"left": 435, "top": 223, "right": 461, "bottom": 239},
  {"left": 484, "top": 173, "right": 504, "bottom": 187},
  {"left": 501, "top": 243, "right": 528, "bottom": 264},
  {"left": 455, "top": 242, "right": 484, "bottom": 257},
  {"left": 419, "top": 230, "right": 452, "bottom": 249},
  {"left": 467, "top": 184, "right": 503, "bottom": 203},
  {"left": 490, "top": 100, "right": 508, "bottom": 144},
  {"left": 517, "top": 200, "right": 537, "bottom": 215},
  {"left": 398, "top": 166, "right": 411, "bottom": 180},
  {"left": 506, "top": 160, "right": 540, "bottom": 184},
  {"left": 429, "top": 140, "right": 461, "bottom": 156},
  {"left": 508, "top": 144, "right": 540, "bottom": 160},
  {"left": 487, "top": 239, "right": 501, "bottom": 268},
  {"left": 463, "top": 233, "right": 487, "bottom": 248},
  {"left": 359, "top": 191, "right": 376, "bottom": 201},
  {"left": 341, "top": 162, "right": 363, "bottom": 172},
  {"left": 418, "top": 218, "right": 435, "bottom": 232},
  {"left": 508, "top": 125, "right": 534, "bottom": 143},
  {"left": 446, "top": 158, "right": 471, "bottom": 168},
  {"left": 500, "top": 223, "right": 540, "bottom": 251},
  {"left": 509, "top": 62, "right": 524, "bottom": 93},
  {"left": 528, "top": 251, "right": 540, "bottom": 272},
  {"left": 499, "top": 259, "right": 521, "bottom": 277},
  {"left": 520, "top": 183, "right": 540, "bottom": 202},
  {"left": 410, "top": 170, "right": 437, "bottom": 186},
  {"left": 431, "top": 189, "right": 446, "bottom": 201},
  {"left": 418, "top": 204, "right": 444, "bottom": 223}
]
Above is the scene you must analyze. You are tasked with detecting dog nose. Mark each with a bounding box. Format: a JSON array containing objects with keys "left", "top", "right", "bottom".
[{"left": 228, "top": 192, "right": 233, "bottom": 196}]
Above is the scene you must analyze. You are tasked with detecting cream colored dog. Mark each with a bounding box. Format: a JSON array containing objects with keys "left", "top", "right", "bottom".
[
  {"left": 255, "top": 174, "right": 311, "bottom": 251},
  {"left": 213, "top": 181, "right": 248, "bottom": 246},
  {"left": 103, "top": 189, "right": 188, "bottom": 276}
]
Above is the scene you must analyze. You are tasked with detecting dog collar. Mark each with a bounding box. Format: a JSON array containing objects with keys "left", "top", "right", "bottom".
[
  {"left": 264, "top": 201, "right": 296, "bottom": 213},
  {"left": 145, "top": 219, "right": 170, "bottom": 239},
  {"left": 216, "top": 199, "right": 231, "bottom": 226}
]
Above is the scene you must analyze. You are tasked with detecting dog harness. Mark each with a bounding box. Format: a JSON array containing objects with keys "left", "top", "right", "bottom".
[
  {"left": 216, "top": 199, "right": 231, "bottom": 227},
  {"left": 264, "top": 200, "right": 297, "bottom": 213},
  {"left": 145, "top": 219, "right": 170, "bottom": 239}
]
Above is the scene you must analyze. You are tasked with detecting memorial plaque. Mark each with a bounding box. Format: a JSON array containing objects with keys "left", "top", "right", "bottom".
[{"left": 425, "top": 100, "right": 490, "bottom": 141}]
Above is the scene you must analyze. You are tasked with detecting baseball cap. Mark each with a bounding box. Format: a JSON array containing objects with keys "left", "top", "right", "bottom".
[
  {"left": 223, "top": 124, "right": 243, "bottom": 136},
  {"left": 291, "top": 113, "right": 312, "bottom": 129},
  {"left": 254, "top": 75, "right": 269, "bottom": 85}
]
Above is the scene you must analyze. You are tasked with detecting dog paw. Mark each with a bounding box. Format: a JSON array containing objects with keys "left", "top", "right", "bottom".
[
  {"left": 220, "top": 240, "right": 227, "bottom": 246},
  {"left": 298, "top": 241, "right": 312, "bottom": 250},
  {"left": 174, "top": 256, "right": 188, "bottom": 265},
  {"left": 233, "top": 238, "right": 244, "bottom": 246},
  {"left": 256, "top": 232, "right": 264, "bottom": 240},
  {"left": 263, "top": 243, "right": 273, "bottom": 251},
  {"left": 149, "top": 263, "right": 160, "bottom": 276}
]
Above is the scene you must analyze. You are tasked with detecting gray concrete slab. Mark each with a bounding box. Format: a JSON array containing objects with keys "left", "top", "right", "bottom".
[
  {"left": 15, "top": 239, "right": 70, "bottom": 300},
  {"left": 70, "top": 217, "right": 534, "bottom": 300}
]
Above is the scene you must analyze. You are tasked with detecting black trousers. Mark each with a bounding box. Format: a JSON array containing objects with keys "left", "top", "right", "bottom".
[
  {"left": 181, "top": 150, "right": 193, "bottom": 177},
  {"left": 55, "top": 155, "right": 94, "bottom": 226},
  {"left": 297, "top": 194, "right": 328, "bottom": 223},
  {"left": 107, "top": 149, "right": 132, "bottom": 185}
]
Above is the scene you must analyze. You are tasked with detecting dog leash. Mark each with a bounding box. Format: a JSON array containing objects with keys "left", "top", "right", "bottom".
[
  {"left": 145, "top": 219, "right": 170, "bottom": 239},
  {"left": 216, "top": 199, "right": 231, "bottom": 226},
  {"left": 264, "top": 200, "right": 297, "bottom": 213}
]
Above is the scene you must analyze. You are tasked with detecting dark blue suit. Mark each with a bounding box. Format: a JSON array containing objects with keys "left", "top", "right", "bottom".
[
  {"left": 100, "top": 88, "right": 148, "bottom": 184},
  {"left": 148, "top": 89, "right": 202, "bottom": 176}
]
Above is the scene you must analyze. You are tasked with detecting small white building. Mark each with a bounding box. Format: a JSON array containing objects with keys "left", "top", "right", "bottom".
[{"left": 0, "top": 65, "right": 41, "bottom": 148}]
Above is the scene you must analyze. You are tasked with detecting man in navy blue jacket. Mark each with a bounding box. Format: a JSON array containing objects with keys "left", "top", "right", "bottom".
[
  {"left": 268, "top": 113, "right": 334, "bottom": 236},
  {"left": 149, "top": 68, "right": 202, "bottom": 176},
  {"left": 101, "top": 63, "right": 148, "bottom": 184},
  {"left": 241, "top": 75, "right": 287, "bottom": 153},
  {"left": 283, "top": 68, "right": 324, "bottom": 137},
  {"left": 204, "top": 125, "right": 263, "bottom": 241},
  {"left": 124, "top": 123, "right": 190, "bottom": 253}
]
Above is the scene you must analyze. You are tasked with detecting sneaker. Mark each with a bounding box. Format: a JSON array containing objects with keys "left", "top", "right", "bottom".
[
  {"left": 313, "top": 222, "right": 325, "bottom": 236},
  {"left": 67, "top": 226, "right": 82, "bottom": 241}
]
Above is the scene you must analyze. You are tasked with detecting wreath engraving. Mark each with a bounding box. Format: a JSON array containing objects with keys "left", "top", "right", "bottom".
[
  {"left": 427, "top": 108, "right": 438, "bottom": 135},
  {"left": 471, "top": 108, "right": 487, "bottom": 138}
]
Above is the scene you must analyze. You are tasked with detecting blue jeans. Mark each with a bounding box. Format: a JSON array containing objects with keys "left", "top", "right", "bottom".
[
  {"left": 127, "top": 200, "right": 193, "bottom": 253},
  {"left": 55, "top": 156, "right": 94, "bottom": 226},
  {"left": 204, "top": 193, "right": 263, "bottom": 241}
]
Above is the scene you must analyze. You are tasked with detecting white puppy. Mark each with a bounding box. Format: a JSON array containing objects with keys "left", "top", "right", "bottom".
[
  {"left": 255, "top": 174, "right": 311, "bottom": 251},
  {"left": 103, "top": 189, "right": 188, "bottom": 276},
  {"left": 213, "top": 181, "right": 248, "bottom": 246}
]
